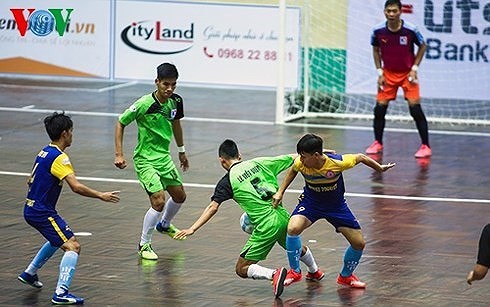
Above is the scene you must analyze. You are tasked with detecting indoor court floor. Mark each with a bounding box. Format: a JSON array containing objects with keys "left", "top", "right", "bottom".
[{"left": 0, "top": 77, "right": 489, "bottom": 306}]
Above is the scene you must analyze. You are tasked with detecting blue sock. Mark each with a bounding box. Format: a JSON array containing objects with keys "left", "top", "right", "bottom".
[
  {"left": 26, "top": 241, "right": 58, "bottom": 275},
  {"left": 286, "top": 235, "right": 302, "bottom": 273},
  {"left": 340, "top": 246, "right": 363, "bottom": 277},
  {"left": 56, "top": 251, "right": 78, "bottom": 294}
]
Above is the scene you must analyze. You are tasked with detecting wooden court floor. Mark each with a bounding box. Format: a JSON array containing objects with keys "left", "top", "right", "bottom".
[{"left": 0, "top": 77, "right": 489, "bottom": 306}]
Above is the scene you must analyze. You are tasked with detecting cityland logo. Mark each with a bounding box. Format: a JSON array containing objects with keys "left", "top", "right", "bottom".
[
  {"left": 10, "top": 8, "right": 74, "bottom": 36},
  {"left": 121, "top": 20, "right": 194, "bottom": 55}
]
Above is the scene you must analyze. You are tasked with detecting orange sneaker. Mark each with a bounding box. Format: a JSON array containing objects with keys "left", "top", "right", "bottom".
[
  {"left": 306, "top": 269, "right": 325, "bottom": 281},
  {"left": 414, "top": 144, "right": 432, "bottom": 158},
  {"left": 365, "top": 141, "right": 383, "bottom": 154},
  {"left": 284, "top": 269, "right": 302, "bottom": 286},
  {"left": 271, "top": 267, "right": 287, "bottom": 298},
  {"left": 336, "top": 274, "right": 366, "bottom": 288}
]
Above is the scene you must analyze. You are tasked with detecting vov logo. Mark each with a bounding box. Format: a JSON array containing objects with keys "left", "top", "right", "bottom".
[{"left": 10, "top": 8, "right": 74, "bottom": 37}]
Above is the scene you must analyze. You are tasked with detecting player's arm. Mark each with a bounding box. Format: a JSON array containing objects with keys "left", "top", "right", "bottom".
[
  {"left": 114, "top": 121, "right": 127, "bottom": 169},
  {"left": 373, "top": 45, "right": 385, "bottom": 88},
  {"left": 172, "top": 119, "right": 189, "bottom": 171},
  {"left": 355, "top": 153, "right": 395, "bottom": 172},
  {"left": 409, "top": 42, "right": 427, "bottom": 82},
  {"left": 64, "top": 174, "right": 120, "bottom": 203},
  {"left": 174, "top": 201, "right": 220, "bottom": 239},
  {"left": 272, "top": 166, "right": 299, "bottom": 208}
]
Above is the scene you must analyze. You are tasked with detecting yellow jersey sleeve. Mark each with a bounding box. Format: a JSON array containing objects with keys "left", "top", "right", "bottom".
[
  {"left": 340, "top": 154, "right": 357, "bottom": 170},
  {"left": 51, "top": 153, "right": 75, "bottom": 180},
  {"left": 292, "top": 156, "right": 302, "bottom": 172}
]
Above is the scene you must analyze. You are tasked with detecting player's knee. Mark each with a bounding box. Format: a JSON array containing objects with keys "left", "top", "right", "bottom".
[
  {"left": 287, "top": 224, "right": 303, "bottom": 236},
  {"left": 409, "top": 104, "right": 426, "bottom": 121},
  {"left": 62, "top": 239, "right": 81, "bottom": 253},
  {"left": 351, "top": 237, "right": 365, "bottom": 251},
  {"left": 173, "top": 194, "right": 186, "bottom": 204},
  {"left": 235, "top": 265, "right": 248, "bottom": 278},
  {"left": 374, "top": 103, "right": 388, "bottom": 120}
]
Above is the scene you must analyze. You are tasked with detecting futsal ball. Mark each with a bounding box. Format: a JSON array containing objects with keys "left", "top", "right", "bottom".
[{"left": 240, "top": 212, "right": 254, "bottom": 234}]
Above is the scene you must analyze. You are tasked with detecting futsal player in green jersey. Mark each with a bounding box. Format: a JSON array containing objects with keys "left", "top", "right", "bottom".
[
  {"left": 174, "top": 139, "right": 323, "bottom": 298},
  {"left": 114, "top": 63, "right": 189, "bottom": 260}
]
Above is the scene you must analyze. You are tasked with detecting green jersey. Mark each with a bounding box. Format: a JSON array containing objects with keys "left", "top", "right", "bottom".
[
  {"left": 212, "top": 155, "right": 294, "bottom": 225},
  {"left": 118, "top": 92, "right": 184, "bottom": 168}
]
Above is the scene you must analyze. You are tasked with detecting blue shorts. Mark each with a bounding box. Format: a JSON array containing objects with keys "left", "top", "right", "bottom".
[
  {"left": 291, "top": 193, "right": 361, "bottom": 232},
  {"left": 24, "top": 209, "right": 74, "bottom": 247}
]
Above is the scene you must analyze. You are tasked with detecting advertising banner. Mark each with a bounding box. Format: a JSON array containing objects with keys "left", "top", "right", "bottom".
[
  {"left": 114, "top": 1, "right": 300, "bottom": 88},
  {"left": 0, "top": 0, "right": 111, "bottom": 78},
  {"left": 346, "top": 0, "right": 489, "bottom": 100}
]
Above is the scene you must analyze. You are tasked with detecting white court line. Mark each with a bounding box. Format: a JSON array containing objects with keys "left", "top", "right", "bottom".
[
  {"left": 97, "top": 81, "right": 138, "bottom": 92},
  {"left": 0, "top": 83, "right": 102, "bottom": 93},
  {"left": 0, "top": 106, "right": 489, "bottom": 136},
  {"left": 1, "top": 171, "right": 489, "bottom": 204},
  {"left": 0, "top": 81, "right": 139, "bottom": 93}
]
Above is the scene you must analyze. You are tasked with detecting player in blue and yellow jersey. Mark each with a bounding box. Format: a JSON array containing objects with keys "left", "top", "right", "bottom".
[
  {"left": 366, "top": 0, "right": 431, "bottom": 158},
  {"left": 18, "top": 112, "right": 120, "bottom": 305},
  {"left": 274, "top": 134, "right": 395, "bottom": 289},
  {"left": 114, "top": 63, "right": 189, "bottom": 261},
  {"left": 467, "top": 224, "right": 490, "bottom": 285},
  {"left": 174, "top": 139, "right": 323, "bottom": 298}
]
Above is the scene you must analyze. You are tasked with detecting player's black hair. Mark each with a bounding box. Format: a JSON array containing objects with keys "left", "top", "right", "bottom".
[
  {"left": 157, "top": 62, "right": 179, "bottom": 80},
  {"left": 385, "top": 0, "right": 402, "bottom": 9},
  {"left": 296, "top": 133, "right": 323, "bottom": 155},
  {"left": 44, "top": 111, "right": 73, "bottom": 141},
  {"left": 219, "top": 139, "right": 239, "bottom": 159}
]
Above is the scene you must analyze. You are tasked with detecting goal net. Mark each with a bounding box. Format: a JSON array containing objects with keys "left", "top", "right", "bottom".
[{"left": 280, "top": 0, "right": 490, "bottom": 125}]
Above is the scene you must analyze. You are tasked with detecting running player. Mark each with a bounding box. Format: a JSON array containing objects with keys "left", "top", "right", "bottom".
[
  {"left": 18, "top": 112, "right": 120, "bottom": 305},
  {"left": 114, "top": 63, "right": 189, "bottom": 260},
  {"left": 467, "top": 224, "right": 490, "bottom": 284},
  {"left": 274, "top": 133, "right": 395, "bottom": 288},
  {"left": 365, "top": 0, "right": 431, "bottom": 158},
  {"left": 174, "top": 139, "right": 323, "bottom": 298}
]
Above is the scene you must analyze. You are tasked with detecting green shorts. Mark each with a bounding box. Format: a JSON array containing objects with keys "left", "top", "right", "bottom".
[
  {"left": 240, "top": 207, "right": 290, "bottom": 261},
  {"left": 135, "top": 163, "right": 182, "bottom": 195}
]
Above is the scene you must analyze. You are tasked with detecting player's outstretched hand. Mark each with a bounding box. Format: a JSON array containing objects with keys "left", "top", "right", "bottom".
[
  {"left": 272, "top": 192, "right": 283, "bottom": 209},
  {"left": 100, "top": 191, "right": 120, "bottom": 203},
  {"left": 380, "top": 162, "right": 396, "bottom": 172},
  {"left": 174, "top": 228, "right": 193, "bottom": 240}
]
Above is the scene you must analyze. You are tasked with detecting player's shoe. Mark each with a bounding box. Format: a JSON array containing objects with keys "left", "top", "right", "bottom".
[
  {"left": 156, "top": 223, "right": 186, "bottom": 240},
  {"left": 138, "top": 243, "right": 158, "bottom": 260},
  {"left": 18, "top": 271, "right": 43, "bottom": 288},
  {"left": 306, "top": 269, "right": 325, "bottom": 282},
  {"left": 336, "top": 274, "right": 366, "bottom": 288},
  {"left": 271, "top": 267, "right": 287, "bottom": 298},
  {"left": 365, "top": 140, "right": 383, "bottom": 154},
  {"left": 414, "top": 144, "right": 432, "bottom": 158},
  {"left": 283, "top": 269, "right": 302, "bottom": 286},
  {"left": 51, "top": 289, "right": 84, "bottom": 305}
]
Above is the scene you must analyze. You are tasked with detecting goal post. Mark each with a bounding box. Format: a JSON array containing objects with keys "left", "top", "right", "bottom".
[{"left": 277, "top": 0, "right": 490, "bottom": 126}]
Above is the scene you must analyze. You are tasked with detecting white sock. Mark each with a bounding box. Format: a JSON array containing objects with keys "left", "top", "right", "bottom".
[
  {"left": 160, "top": 198, "right": 183, "bottom": 228},
  {"left": 247, "top": 264, "right": 274, "bottom": 280},
  {"left": 300, "top": 247, "right": 319, "bottom": 273},
  {"left": 140, "top": 207, "right": 161, "bottom": 246}
]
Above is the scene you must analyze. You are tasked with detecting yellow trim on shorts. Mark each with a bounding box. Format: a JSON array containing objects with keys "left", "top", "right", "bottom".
[{"left": 48, "top": 216, "right": 68, "bottom": 242}]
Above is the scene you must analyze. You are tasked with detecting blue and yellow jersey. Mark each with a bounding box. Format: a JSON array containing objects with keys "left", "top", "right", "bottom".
[
  {"left": 293, "top": 153, "right": 356, "bottom": 205},
  {"left": 25, "top": 144, "right": 74, "bottom": 215}
]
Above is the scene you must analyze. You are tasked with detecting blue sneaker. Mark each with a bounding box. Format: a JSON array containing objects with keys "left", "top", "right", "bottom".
[
  {"left": 18, "top": 271, "right": 43, "bottom": 288},
  {"left": 51, "top": 290, "right": 84, "bottom": 305}
]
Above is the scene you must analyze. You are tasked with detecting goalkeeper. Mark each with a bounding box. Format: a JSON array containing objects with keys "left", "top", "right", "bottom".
[{"left": 365, "top": 0, "right": 431, "bottom": 159}]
